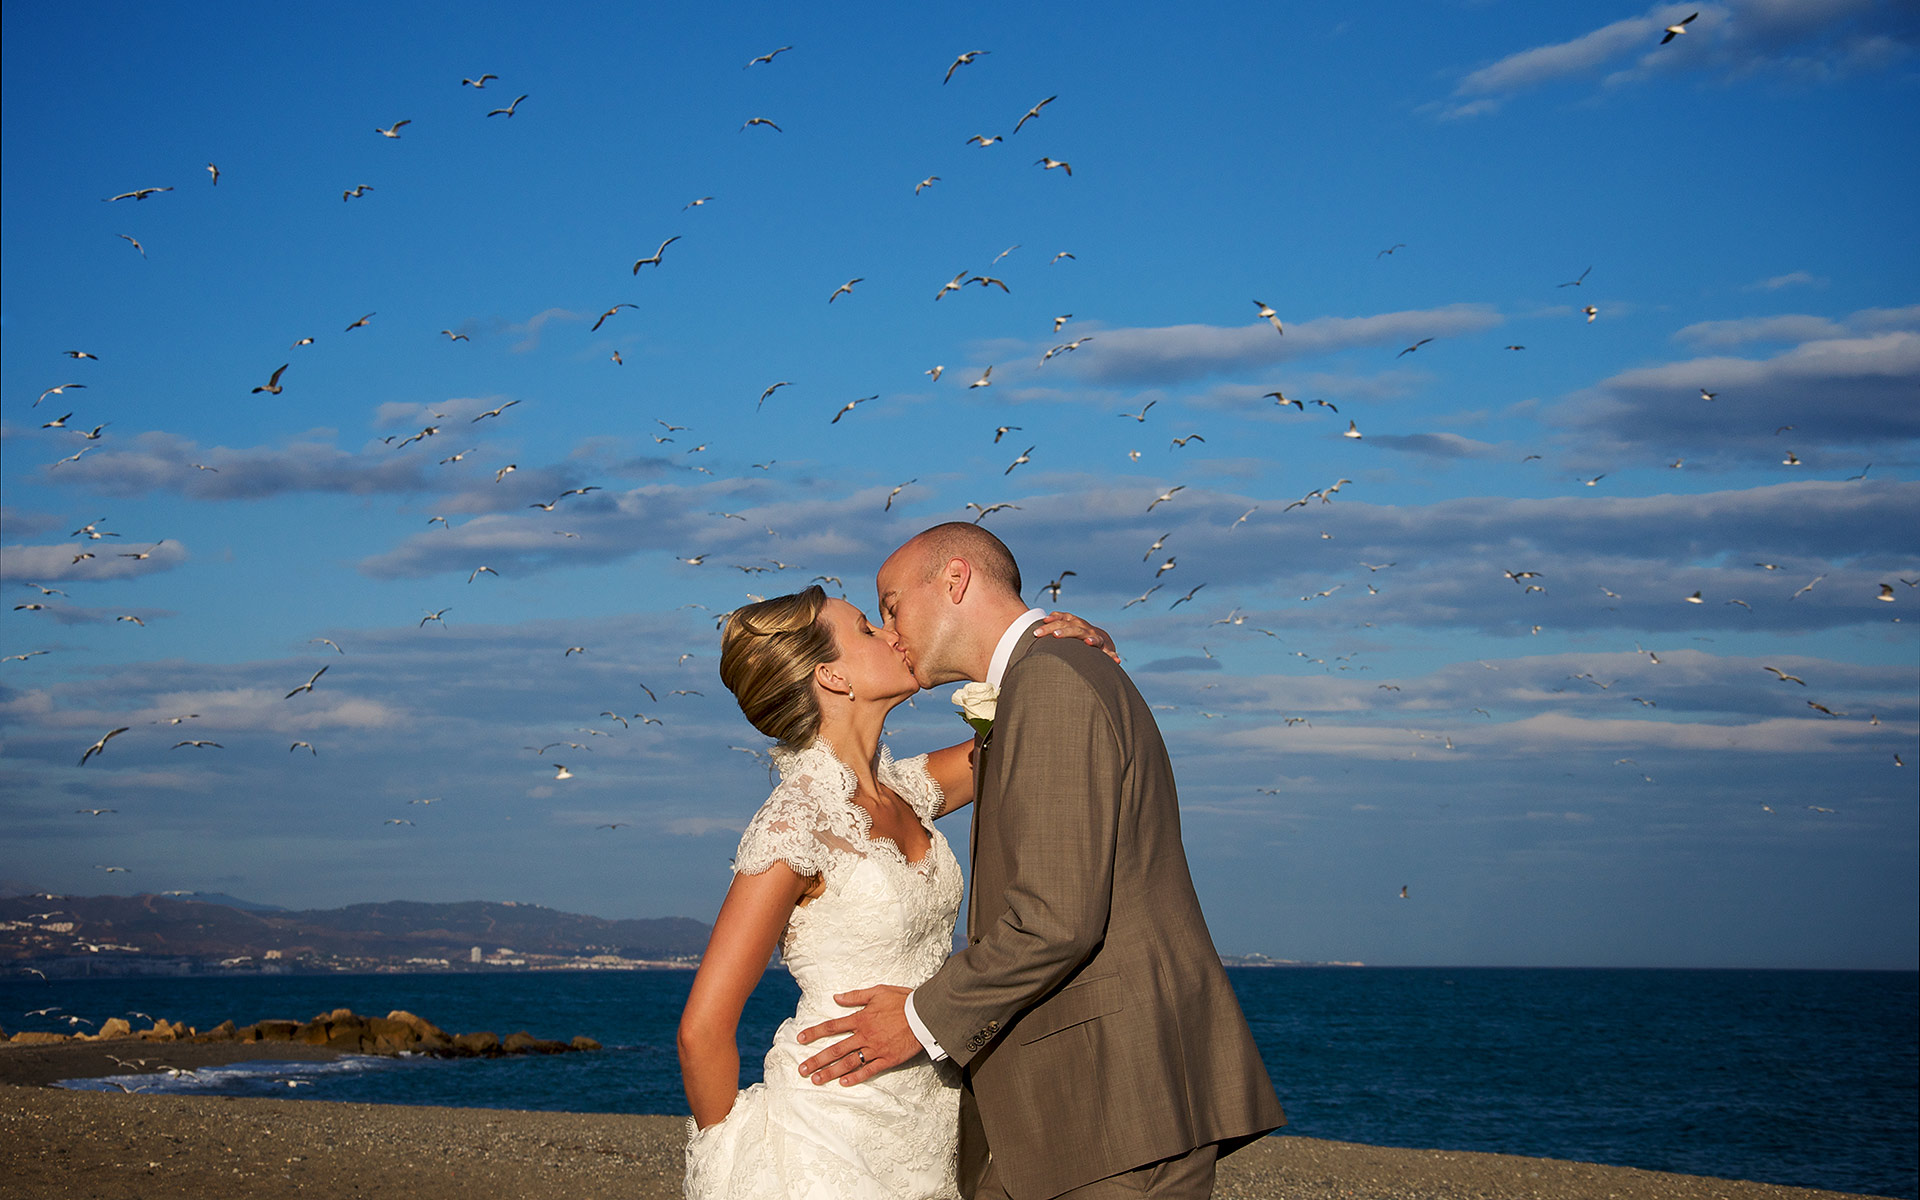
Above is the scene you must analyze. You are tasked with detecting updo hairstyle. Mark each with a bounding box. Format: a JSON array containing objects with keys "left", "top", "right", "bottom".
[{"left": 718, "top": 585, "right": 841, "bottom": 749}]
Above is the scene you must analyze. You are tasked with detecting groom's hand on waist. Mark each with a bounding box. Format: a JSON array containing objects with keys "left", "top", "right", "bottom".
[{"left": 796, "top": 985, "right": 920, "bottom": 1086}]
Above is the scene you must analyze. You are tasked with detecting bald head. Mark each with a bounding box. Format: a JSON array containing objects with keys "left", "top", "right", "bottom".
[
  {"left": 903, "top": 521, "right": 1023, "bottom": 600},
  {"left": 877, "top": 522, "right": 1031, "bottom": 686}
]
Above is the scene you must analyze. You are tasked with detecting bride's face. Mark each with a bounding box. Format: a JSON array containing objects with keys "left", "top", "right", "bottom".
[{"left": 818, "top": 598, "right": 917, "bottom": 702}]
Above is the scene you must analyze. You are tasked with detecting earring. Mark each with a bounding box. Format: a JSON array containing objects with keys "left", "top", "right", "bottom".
[{"left": 847, "top": 687, "right": 857, "bottom": 703}]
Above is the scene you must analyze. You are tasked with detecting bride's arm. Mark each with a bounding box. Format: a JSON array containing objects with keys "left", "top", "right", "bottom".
[
  {"left": 923, "top": 610, "right": 1119, "bottom": 818},
  {"left": 678, "top": 862, "right": 812, "bottom": 1129}
]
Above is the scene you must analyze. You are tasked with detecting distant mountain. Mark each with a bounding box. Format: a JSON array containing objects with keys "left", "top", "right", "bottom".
[
  {"left": 0, "top": 894, "right": 710, "bottom": 973},
  {"left": 178, "top": 892, "right": 287, "bottom": 913}
]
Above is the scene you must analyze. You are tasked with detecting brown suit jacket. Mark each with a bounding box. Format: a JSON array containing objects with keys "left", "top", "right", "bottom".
[{"left": 912, "top": 629, "right": 1284, "bottom": 1200}]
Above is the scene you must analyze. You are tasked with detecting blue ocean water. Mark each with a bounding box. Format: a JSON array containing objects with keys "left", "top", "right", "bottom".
[{"left": 5, "top": 968, "right": 1913, "bottom": 1198}]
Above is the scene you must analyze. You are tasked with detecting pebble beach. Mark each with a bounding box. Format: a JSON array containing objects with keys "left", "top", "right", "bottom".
[{"left": 1, "top": 1042, "right": 1893, "bottom": 1200}]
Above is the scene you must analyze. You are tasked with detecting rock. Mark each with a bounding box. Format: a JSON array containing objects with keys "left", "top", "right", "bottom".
[
  {"left": 365, "top": 1016, "right": 418, "bottom": 1055},
  {"left": 252, "top": 1020, "right": 300, "bottom": 1042},
  {"left": 294, "top": 1020, "right": 330, "bottom": 1046},
  {"left": 414, "top": 1028, "right": 453, "bottom": 1053},
  {"left": 385, "top": 1010, "right": 447, "bottom": 1041},
  {"left": 571, "top": 1036, "right": 602, "bottom": 1052},
  {"left": 139, "top": 1019, "right": 180, "bottom": 1042},
  {"left": 94, "top": 1018, "right": 133, "bottom": 1041},
  {"left": 501, "top": 1031, "right": 570, "bottom": 1055},
  {"left": 9, "top": 1031, "right": 69, "bottom": 1045},
  {"left": 195, "top": 1019, "right": 237, "bottom": 1043},
  {"left": 451, "top": 1031, "right": 500, "bottom": 1057}
]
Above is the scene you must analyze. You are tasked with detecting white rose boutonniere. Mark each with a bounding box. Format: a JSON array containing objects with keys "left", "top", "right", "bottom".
[{"left": 953, "top": 681, "right": 999, "bottom": 738}]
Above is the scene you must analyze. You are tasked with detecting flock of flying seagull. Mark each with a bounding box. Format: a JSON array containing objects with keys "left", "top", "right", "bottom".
[{"left": 10, "top": 23, "right": 1909, "bottom": 873}]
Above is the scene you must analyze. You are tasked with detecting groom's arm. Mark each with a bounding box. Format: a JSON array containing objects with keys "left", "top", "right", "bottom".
[{"left": 911, "top": 650, "right": 1119, "bottom": 1067}]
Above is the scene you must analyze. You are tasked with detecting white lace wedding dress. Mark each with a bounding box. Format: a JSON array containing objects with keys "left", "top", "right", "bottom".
[{"left": 684, "top": 740, "right": 964, "bottom": 1200}]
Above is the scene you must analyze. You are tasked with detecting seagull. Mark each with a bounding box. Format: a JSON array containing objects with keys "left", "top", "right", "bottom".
[
  {"left": 968, "top": 274, "right": 1010, "bottom": 293},
  {"left": 1034, "top": 157, "right": 1072, "bottom": 175},
  {"left": 472, "top": 400, "right": 520, "bottom": 422},
  {"left": 486, "top": 94, "right": 529, "bottom": 118},
  {"left": 116, "top": 614, "right": 146, "bottom": 626},
  {"left": 1169, "top": 584, "right": 1205, "bottom": 609},
  {"left": 1685, "top": 591, "right": 1703, "bottom": 604},
  {"left": 385, "top": 819, "right": 414, "bottom": 826},
  {"left": 1791, "top": 575, "right": 1825, "bottom": 600},
  {"left": 1661, "top": 12, "right": 1698, "bottom": 43},
  {"left": 494, "top": 464, "right": 517, "bottom": 482},
  {"left": 591, "top": 303, "right": 636, "bottom": 331},
  {"left": 1042, "top": 571, "right": 1076, "bottom": 602},
  {"left": 119, "top": 542, "right": 166, "bottom": 561},
  {"left": 966, "top": 134, "right": 1002, "bottom": 147},
  {"left": 1309, "top": 399, "right": 1339, "bottom": 412},
  {"left": 828, "top": 278, "right": 863, "bottom": 303},
  {"left": 1878, "top": 583, "right": 1897, "bottom": 602},
  {"left": 344, "top": 313, "right": 375, "bottom": 332},
  {"left": 632, "top": 237, "right": 680, "bottom": 272},
  {"left": 831, "top": 395, "right": 878, "bottom": 424},
  {"left": 1155, "top": 557, "right": 1177, "bottom": 578},
  {"left": 104, "top": 187, "right": 173, "bottom": 202},
  {"left": 1558, "top": 266, "right": 1592, "bottom": 288},
  {"left": 915, "top": 176, "right": 940, "bottom": 194},
  {"left": 467, "top": 565, "right": 499, "bottom": 583},
  {"left": 1170, "top": 434, "right": 1205, "bottom": 449},
  {"left": 290, "top": 742, "right": 316, "bottom": 755},
  {"left": 944, "top": 50, "right": 989, "bottom": 84},
  {"left": 421, "top": 608, "right": 452, "bottom": 627},
  {"left": 741, "top": 117, "right": 782, "bottom": 132},
  {"left": 1147, "top": 486, "right": 1186, "bottom": 512},
  {"left": 285, "top": 665, "right": 328, "bottom": 698},
  {"left": 76, "top": 808, "right": 116, "bottom": 816},
  {"left": 36, "top": 383, "right": 86, "bottom": 406},
  {"left": 1122, "top": 585, "right": 1163, "bottom": 609},
  {"left": 885, "top": 480, "right": 916, "bottom": 511},
  {"left": 251, "top": 364, "right": 289, "bottom": 395},
  {"left": 966, "top": 502, "right": 1020, "bottom": 524},
  {"left": 79, "top": 727, "right": 130, "bottom": 766},
  {"left": 1267, "top": 391, "right": 1302, "bottom": 410},
  {"left": 118, "top": 234, "right": 146, "bottom": 257},
  {"left": 1397, "top": 338, "right": 1433, "bottom": 357},
  {"left": 343, "top": 185, "right": 373, "bottom": 201},
  {"left": 1343, "top": 421, "right": 1363, "bottom": 439},
  {"left": 462, "top": 74, "right": 498, "bottom": 87},
  {"left": 1253, "top": 301, "right": 1284, "bottom": 333},
  {"left": 1012, "top": 95, "right": 1057, "bottom": 134},
  {"left": 677, "top": 555, "right": 708, "bottom": 566},
  {"left": 1782, "top": 451, "right": 1801, "bottom": 466},
  {"left": 1584, "top": 474, "right": 1606, "bottom": 487},
  {"left": 1231, "top": 507, "right": 1258, "bottom": 530},
  {"left": 935, "top": 270, "right": 968, "bottom": 301},
  {"left": 171, "top": 740, "right": 223, "bottom": 750},
  {"left": 41, "top": 413, "right": 73, "bottom": 429},
  {"left": 1582, "top": 305, "right": 1599, "bottom": 323},
  {"left": 376, "top": 120, "right": 411, "bottom": 138},
  {"left": 1505, "top": 344, "right": 1526, "bottom": 351},
  {"left": 1763, "top": 666, "right": 1806, "bottom": 686},
  {"left": 757, "top": 381, "right": 792, "bottom": 409},
  {"left": 1119, "top": 401, "right": 1158, "bottom": 422}
]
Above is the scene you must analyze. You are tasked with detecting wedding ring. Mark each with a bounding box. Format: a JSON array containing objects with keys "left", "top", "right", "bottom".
[{"left": 856, "top": 1049, "right": 867, "bottom": 1065}]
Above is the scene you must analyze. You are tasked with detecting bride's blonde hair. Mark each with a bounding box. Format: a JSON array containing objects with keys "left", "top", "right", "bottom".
[{"left": 718, "top": 585, "right": 839, "bottom": 749}]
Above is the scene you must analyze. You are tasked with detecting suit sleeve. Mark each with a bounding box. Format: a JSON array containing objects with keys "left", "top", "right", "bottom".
[{"left": 912, "top": 650, "right": 1119, "bottom": 1066}]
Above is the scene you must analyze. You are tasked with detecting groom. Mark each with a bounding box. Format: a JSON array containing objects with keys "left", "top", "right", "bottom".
[{"left": 797, "top": 523, "right": 1283, "bottom": 1198}]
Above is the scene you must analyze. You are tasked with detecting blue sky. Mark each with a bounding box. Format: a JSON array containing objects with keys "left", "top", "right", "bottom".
[{"left": 3, "top": 0, "right": 1916, "bottom": 969}]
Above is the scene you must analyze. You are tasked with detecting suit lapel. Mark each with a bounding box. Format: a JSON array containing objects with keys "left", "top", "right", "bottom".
[{"left": 966, "top": 630, "right": 1043, "bottom": 936}]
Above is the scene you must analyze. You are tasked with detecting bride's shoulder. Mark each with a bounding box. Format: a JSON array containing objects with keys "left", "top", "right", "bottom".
[{"left": 879, "top": 746, "right": 944, "bottom": 820}]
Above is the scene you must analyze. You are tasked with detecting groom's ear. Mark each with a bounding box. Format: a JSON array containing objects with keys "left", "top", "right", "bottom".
[{"left": 944, "top": 557, "right": 973, "bottom": 605}]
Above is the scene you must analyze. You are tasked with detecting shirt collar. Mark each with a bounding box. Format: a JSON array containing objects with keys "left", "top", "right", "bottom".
[{"left": 986, "top": 608, "right": 1047, "bottom": 689}]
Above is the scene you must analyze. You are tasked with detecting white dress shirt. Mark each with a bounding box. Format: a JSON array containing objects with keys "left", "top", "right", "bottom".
[{"left": 902, "top": 607, "right": 1045, "bottom": 1062}]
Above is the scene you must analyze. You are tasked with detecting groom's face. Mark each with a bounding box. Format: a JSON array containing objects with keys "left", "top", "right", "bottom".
[{"left": 876, "top": 547, "right": 953, "bottom": 689}]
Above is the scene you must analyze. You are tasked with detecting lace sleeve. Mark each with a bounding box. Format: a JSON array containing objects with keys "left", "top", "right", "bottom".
[
  {"left": 733, "top": 796, "right": 827, "bottom": 878},
  {"left": 732, "top": 757, "right": 868, "bottom": 878},
  {"left": 886, "top": 750, "right": 947, "bottom": 823}
]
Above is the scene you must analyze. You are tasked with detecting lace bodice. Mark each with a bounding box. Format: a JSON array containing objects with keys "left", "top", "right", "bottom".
[{"left": 734, "top": 740, "right": 962, "bottom": 1010}]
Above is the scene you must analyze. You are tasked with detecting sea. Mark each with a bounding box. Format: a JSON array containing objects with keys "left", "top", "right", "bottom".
[{"left": 4, "top": 968, "right": 1914, "bottom": 1199}]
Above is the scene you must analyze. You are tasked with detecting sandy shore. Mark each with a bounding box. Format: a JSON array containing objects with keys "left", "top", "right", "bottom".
[{"left": 0, "top": 1045, "right": 1891, "bottom": 1200}]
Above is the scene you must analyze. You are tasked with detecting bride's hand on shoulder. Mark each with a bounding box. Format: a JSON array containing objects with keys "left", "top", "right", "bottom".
[{"left": 1035, "top": 610, "right": 1121, "bottom": 663}]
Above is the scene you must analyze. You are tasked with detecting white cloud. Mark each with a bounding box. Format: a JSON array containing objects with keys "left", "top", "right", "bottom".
[
  {"left": 1747, "top": 271, "right": 1827, "bottom": 291},
  {"left": 1439, "top": 0, "right": 1915, "bottom": 117},
  {"left": 1048, "top": 305, "right": 1503, "bottom": 387}
]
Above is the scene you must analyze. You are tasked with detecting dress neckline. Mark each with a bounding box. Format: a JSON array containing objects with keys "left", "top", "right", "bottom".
[{"left": 770, "top": 739, "right": 938, "bottom": 867}]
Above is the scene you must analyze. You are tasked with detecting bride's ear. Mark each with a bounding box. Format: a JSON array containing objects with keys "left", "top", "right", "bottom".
[{"left": 814, "top": 661, "right": 852, "bottom": 700}]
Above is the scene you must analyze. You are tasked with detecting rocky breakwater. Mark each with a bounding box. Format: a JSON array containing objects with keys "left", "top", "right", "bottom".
[{"left": 6, "top": 1008, "right": 602, "bottom": 1059}]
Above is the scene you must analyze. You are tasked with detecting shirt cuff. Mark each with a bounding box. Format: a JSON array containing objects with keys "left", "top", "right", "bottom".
[{"left": 903, "top": 991, "right": 948, "bottom": 1062}]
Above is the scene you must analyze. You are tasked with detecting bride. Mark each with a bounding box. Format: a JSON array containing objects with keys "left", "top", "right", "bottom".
[{"left": 678, "top": 585, "right": 1110, "bottom": 1199}]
